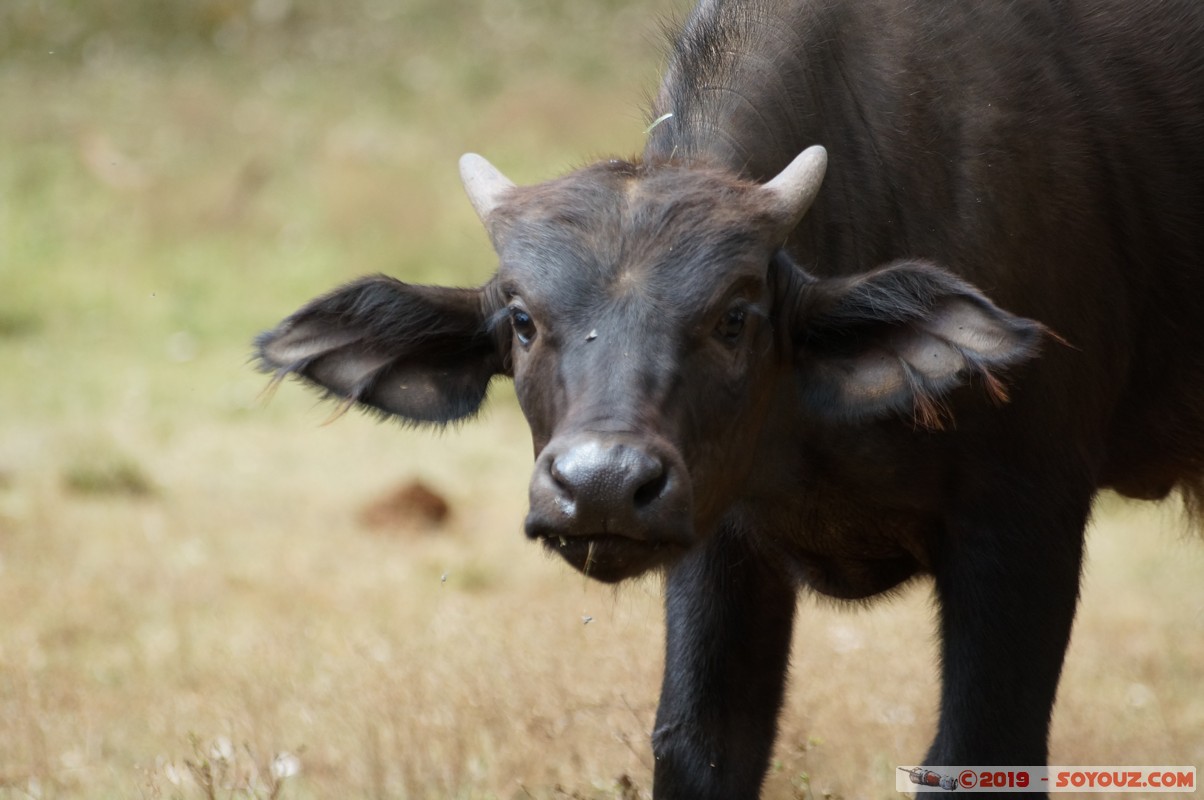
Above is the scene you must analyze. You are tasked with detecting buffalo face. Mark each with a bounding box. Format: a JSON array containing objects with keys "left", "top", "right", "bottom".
[{"left": 459, "top": 150, "right": 826, "bottom": 580}]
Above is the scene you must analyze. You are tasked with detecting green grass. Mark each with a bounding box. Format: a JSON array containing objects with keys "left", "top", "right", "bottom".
[
  {"left": 1, "top": 1, "right": 1202, "bottom": 798},
  {"left": 61, "top": 453, "right": 156, "bottom": 497}
]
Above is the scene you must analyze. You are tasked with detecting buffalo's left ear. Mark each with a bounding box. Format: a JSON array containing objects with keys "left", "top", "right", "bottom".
[
  {"left": 784, "top": 256, "right": 1046, "bottom": 426},
  {"left": 255, "top": 275, "right": 507, "bottom": 425}
]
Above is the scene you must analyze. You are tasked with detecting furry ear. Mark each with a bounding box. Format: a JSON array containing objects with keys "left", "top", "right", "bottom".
[
  {"left": 785, "top": 257, "right": 1045, "bottom": 426},
  {"left": 256, "top": 275, "right": 507, "bottom": 425}
]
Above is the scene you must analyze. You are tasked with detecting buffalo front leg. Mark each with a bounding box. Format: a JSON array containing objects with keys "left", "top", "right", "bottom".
[
  {"left": 924, "top": 487, "right": 1090, "bottom": 793},
  {"left": 651, "top": 526, "right": 797, "bottom": 800}
]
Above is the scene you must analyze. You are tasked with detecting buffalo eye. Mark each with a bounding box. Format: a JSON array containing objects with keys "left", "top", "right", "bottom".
[
  {"left": 715, "top": 306, "right": 746, "bottom": 344},
  {"left": 509, "top": 306, "right": 537, "bottom": 346}
]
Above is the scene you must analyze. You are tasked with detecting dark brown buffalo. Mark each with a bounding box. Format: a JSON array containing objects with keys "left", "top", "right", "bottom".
[{"left": 257, "top": 0, "right": 1204, "bottom": 796}]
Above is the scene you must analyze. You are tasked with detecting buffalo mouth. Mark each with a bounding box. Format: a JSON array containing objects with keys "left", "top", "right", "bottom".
[{"left": 535, "top": 533, "right": 688, "bottom": 583}]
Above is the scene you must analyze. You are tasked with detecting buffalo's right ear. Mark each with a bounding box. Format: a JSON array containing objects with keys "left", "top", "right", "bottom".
[{"left": 255, "top": 275, "right": 508, "bottom": 426}]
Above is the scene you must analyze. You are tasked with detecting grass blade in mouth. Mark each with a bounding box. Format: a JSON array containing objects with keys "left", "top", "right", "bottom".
[{"left": 584, "top": 540, "right": 597, "bottom": 579}]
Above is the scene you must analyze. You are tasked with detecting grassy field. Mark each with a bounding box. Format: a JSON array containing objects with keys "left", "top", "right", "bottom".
[{"left": 1, "top": 1, "right": 1202, "bottom": 797}]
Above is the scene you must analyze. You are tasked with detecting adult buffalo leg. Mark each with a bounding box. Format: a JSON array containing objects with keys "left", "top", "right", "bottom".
[
  {"left": 923, "top": 480, "right": 1091, "bottom": 793},
  {"left": 651, "top": 525, "right": 797, "bottom": 800}
]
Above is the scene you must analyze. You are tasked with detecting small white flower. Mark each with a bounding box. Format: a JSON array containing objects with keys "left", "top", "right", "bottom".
[
  {"left": 1126, "top": 682, "right": 1156, "bottom": 708},
  {"left": 272, "top": 752, "right": 301, "bottom": 780},
  {"left": 826, "top": 622, "right": 865, "bottom": 653},
  {"left": 210, "top": 736, "right": 234, "bottom": 762}
]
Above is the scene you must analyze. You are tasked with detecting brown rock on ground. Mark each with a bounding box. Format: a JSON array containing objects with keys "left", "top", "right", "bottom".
[{"left": 357, "top": 479, "right": 451, "bottom": 533}]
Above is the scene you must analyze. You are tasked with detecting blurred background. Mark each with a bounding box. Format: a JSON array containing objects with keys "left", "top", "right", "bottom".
[{"left": 0, "top": 1, "right": 1201, "bottom": 798}]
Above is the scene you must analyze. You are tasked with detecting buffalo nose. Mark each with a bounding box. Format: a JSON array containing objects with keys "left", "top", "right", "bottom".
[
  {"left": 526, "top": 434, "right": 693, "bottom": 545},
  {"left": 550, "top": 440, "right": 669, "bottom": 516}
]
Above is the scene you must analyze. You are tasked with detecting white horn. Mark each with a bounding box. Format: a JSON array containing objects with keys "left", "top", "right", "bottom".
[
  {"left": 459, "top": 153, "right": 516, "bottom": 223},
  {"left": 763, "top": 145, "right": 828, "bottom": 229}
]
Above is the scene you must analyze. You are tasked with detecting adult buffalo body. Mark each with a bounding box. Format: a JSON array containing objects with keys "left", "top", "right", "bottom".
[{"left": 257, "top": 0, "right": 1204, "bottom": 796}]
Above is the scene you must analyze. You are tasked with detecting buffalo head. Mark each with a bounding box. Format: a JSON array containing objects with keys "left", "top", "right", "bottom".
[{"left": 257, "top": 148, "right": 1042, "bottom": 581}]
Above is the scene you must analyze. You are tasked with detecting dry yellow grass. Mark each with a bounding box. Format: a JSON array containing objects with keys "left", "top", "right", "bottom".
[
  {"left": 1, "top": 1, "right": 1202, "bottom": 798},
  {"left": 2, "top": 397, "right": 1202, "bottom": 799}
]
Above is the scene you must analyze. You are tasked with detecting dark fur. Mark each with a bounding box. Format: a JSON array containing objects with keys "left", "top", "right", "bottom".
[{"left": 257, "top": 1, "right": 1204, "bottom": 797}]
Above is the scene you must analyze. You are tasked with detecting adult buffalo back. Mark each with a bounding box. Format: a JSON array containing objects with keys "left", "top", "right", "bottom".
[{"left": 257, "top": 1, "right": 1204, "bottom": 797}]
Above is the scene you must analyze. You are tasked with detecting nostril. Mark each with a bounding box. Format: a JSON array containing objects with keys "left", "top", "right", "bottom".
[
  {"left": 549, "top": 457, "right": 573, "bottom": 498},
  {"left": 632, "top": 466, "right": 668, "bottom": 509}
]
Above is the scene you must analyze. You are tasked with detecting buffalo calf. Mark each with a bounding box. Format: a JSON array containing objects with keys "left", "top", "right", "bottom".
[{"left": 258, "top": 0, "right": 1204, "bottom": 796}]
